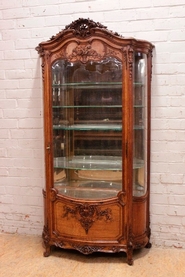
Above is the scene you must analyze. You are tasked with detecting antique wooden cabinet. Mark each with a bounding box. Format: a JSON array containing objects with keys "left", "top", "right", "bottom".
[{"left": 36, "top": 18, "right": 154, "bottom": 265}]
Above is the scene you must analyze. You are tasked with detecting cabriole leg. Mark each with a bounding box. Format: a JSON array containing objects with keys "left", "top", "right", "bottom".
[
  {"left": 43, "top": 245, "right": 51, "bottom": 257},
  {"left": 127, "top": 244, "right": 133, "bottom": 265}
]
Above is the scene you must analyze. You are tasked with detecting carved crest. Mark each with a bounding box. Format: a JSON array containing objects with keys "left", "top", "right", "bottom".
[
  {"left": 65, "top": 18, "right": 107, "bottom": 37},
  {"left": 48, "top": 18, "right": 121, "bottom": 41},
  {"left": 63, "top": 203, "right": 112, "bottom": 234}
]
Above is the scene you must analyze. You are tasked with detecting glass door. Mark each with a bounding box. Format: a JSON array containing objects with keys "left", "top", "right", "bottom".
[
  {"left": 133, "top": 52, "right": 148, "bottom": 197},
  {"left": 52, "top": 58, "right": 123, "bottom": 200}
]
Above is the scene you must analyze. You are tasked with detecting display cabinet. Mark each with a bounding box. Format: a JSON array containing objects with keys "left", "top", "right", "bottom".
[{"left": 36, "top": 18, "right": 154, "bottom": 265}]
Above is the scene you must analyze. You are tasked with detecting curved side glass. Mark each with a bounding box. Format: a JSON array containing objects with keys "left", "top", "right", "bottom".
[
  {"left": 133, "top": 53, "right": 147, "bottom": 197},
  {"left": 52, "top": 58, "right": 123, "bottom": 200}
]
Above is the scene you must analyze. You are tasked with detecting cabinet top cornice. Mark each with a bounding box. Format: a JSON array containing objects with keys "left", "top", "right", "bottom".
[{"left": 36, "top": 18, "right": 154, "bottom": 55}]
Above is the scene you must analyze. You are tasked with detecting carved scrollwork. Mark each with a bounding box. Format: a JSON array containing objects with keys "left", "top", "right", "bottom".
[
  {"left": 121, "top": 47, "right": 127, "bottom": 68},
  {"left": 128, "top": 46, "right": 134, "bottom": 79},
  {"left": 45, "top": 50, "right": 51, "bottom": 59},
  {"left": 105, "top": 46, "right": 121, "bottom": 60},
  {"left": 42, "top": 189, "right": 46, "bottom": 198},
  {"left": 42, "top": 224, "right": 50, "bottom": 246},
  {"left": 111, "top": 246, "right": 123, "bottom": 253},
  {"left": 40, "top": 50, "right": 51, "bottom": 81},
  {"left": 121, "top": 46, "right": 133, "bottom": 79},
  {"left": 63, "top": 203, "right": 112, "bottom": 234},
  {"left": 72, "top": 244, "right": 104, "bottom": 255},
  {"left": 118, "top": 191, "right": 126, "bottom": 206},
  {"left": 35, "top": 45, "right": 44, "bottom": 56},
  {"left": 55, "top": 49, "right": 66, "bottom": 60},
  {"left": 128, "top": 225, "right": 133, "bottom": 247},
  {"left": 41, "top": 61, "right": 45, "bottom": 81},
  {"left": 50, "top": 188, "right": 58, "bottom": 201},
  {"left": 148, "top": 49, "right": 153, "bottom": 81},
  {"left": 42, "top": 224, "right": 52, "bottom": 257}
]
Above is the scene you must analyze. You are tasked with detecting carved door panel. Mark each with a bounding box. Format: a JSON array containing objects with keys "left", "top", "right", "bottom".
[{"left": 53, "top": 199, "right": 125, "bottom": 242}]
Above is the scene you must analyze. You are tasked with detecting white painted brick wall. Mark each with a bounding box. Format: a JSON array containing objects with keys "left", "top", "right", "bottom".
[{"left": 0, "top": 0, "right": 185, "bottom": 247}]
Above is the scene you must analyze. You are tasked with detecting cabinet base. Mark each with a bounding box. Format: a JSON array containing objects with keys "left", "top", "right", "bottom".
[
  {"left": 42, "top": 242, "right": 137, "bottom": 265},
  {"left": 42, "top": 229, "right": 150, "bottom": 265},
  {"left": 42, "top": 226, "right": 151, "bottom": 265}
]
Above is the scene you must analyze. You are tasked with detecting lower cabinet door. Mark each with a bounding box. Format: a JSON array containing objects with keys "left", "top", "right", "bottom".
[{"left": 53, "top": 199, "right": 125, "bottom": 242}]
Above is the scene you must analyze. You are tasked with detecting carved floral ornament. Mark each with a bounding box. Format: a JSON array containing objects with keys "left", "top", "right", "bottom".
[
  {"left": 63, "top": 203, "right": 112, "bottom": 234},
  {"left": 54, "top": 40, "right": 121, "bottom": 63}
]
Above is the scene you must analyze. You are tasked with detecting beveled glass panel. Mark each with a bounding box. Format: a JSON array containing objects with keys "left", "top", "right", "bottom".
[
  {"left": 133, "top": 53, "right": 147, "bottom": 197},
  {"left": 52, "top": 58, "right": 123, "bottom": 200}
]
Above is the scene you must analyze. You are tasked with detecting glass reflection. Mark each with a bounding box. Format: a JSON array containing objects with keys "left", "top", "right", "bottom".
[{"left": 133, "top": 53, "right": 147, "bottom": 197}]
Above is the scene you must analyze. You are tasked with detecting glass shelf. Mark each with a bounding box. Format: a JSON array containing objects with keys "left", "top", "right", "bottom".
[
  {"left": 53, "top": 124, "right": 122, "bottom": 131},
  {"left": 133, "top": 158, "right": 144, "bottom": 169},
  {"left": 52, "top": 82, "right": 122, "bottom": 89},
  {"left": 134, "top": 125, "right": 144, "bottom": 130},
  {"left": 134, "top": 82, "right": 144, "bottom": 86},
  {"left": 53, "top": 124, "right": 143, "bottom": 131},
  {"left": 134, "top": 105, "right": 144, "bottom": 108},
  {"left": 55, "top": 179, "right": 122, "bottom": 200},
  {"left": 54, "top": 156, "right": 122, "bottom": 170},
  {"left": 56, "top": 179, "right": 121, "bottom": 189},
  {"left": 55, "top": 184, "right": 120, "bottom": 200},
  {"left": 52, "top": 81, "right": 143, "bottom": 89},
  {"left": 53, "top": 105, "right": 122, "bottom": 108},
  {"left": 54, "top": 156, "right": 144, "bottom": 170}
]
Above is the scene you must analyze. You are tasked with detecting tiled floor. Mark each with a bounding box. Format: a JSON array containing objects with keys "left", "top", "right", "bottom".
[{"left": 0, "top": 233, "right": 185, "bottom": 277}]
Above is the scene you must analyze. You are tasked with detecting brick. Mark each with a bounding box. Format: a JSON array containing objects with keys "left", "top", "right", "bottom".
[
  {"left": 7, "top": 148, "right": 33, "bottom": 158},
  {"left": 2, "top": 8, "right": 30, "bottom": 19},
  {"left": 160, "top": 174, "right": 184, "bottom": 184},
  {"left": 17, "top": 139, "right": 42, "bottom": 149},
  {"left": 168, "top": 195, "right": 185, "bottom": 206},
  {"left": 119, "top": 0, "right": 152, "bottom": 9},
  {"left": 30, "top": 5, "right": 61, "bottom": 17},
  {"left": 5, "top": 69, "right": 33, "bottom": 79},
  {"left": 0, "top": 60, "right": 25, "bottom": 70},
  {"left": 17, "top": 99, "right": 42, "bottom": 109},
  {"left": 1, "top": 80, "right": 20, "bottom": 89},
  {"left": 0, "top": 119, "right": 18, "bottom": 128},
  {"left": 18, "top": 118, "right": 42, "bottom": 129},
  {"left": 0, "top": 168, "right": 9, "bottom": 176},
  {"left": 16, "top": 17, "right": 45, "bottom": 29},
  {"left": 4, "top": 50, "right": 31, "bottom": 60},
  {"left": 153, "top": 0, "right": 185, "bottom": 7},
  {"left": 10, "top": 129, "right": 43, "bottom": 139},
  {"left": 0, "top": 129, "right": 9, "bottom": 138},
  {"left": 2, "top": 29, "right": 31, "bottom": 41}
]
